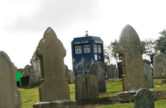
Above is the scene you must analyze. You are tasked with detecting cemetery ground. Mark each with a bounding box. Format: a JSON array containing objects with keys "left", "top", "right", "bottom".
[{"left": 20, "top": 79, "right": 166, "bottom": 108}]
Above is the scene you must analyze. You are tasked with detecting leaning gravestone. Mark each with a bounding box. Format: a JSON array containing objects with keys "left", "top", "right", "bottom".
[
  {"left": 36, "top": 27, "right": 70, "bottom": 101},
  {"left": 134, "top": 88, "right": 154, "bottom": 108},
  {"left": 143, "top": 60, "right": 154, "bottom": 88},
  {"left": 75, "top": 74, "right": 99, "bottom": 103},
  {"left": 89, "top": 62, "right": 106, "bottom": 92},
  {"left": 0, "top": 51, "right": 22, "bottom": 108},
  {"left": 118, "top": 25, "right": 148, "bottom": 91},
  {"left": 153, "top": 53, "right": 166, "bottom": 78}
]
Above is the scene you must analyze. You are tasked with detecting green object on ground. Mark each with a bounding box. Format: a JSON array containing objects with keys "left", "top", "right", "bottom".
[{"left": 16, "top": 71, "right": 22, "bottom": 82}]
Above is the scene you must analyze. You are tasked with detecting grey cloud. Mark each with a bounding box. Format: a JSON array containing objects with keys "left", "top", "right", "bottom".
[{"left": 5, "top": 0, "right": 97, "bottom": 32}]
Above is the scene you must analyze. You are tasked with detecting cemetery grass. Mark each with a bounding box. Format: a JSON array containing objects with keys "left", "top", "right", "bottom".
[{"left": 20, "top": 79, "right": 166, "bottom": 108}]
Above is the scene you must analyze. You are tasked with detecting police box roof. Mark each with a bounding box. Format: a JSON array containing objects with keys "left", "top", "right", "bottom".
[{"left": 72, "top": 34, "right": 103, "bottom": 45}]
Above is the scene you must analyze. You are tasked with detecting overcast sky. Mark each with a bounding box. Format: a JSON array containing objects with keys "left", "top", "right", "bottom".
[{"left": 0, "top": 0, "right": 166, "bottom": 69}]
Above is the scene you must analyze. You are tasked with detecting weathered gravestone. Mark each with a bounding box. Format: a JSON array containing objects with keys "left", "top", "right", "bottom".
[
  {"left": 106, "top": 64, "right": 119, "bottom": 79},
  {"left": 134, "top": 88, "right": 154, "bottom": 108},
  {"left": 75, "top": 74, "right": 99, "bottom": 103},
  {"left": 0, "top": 51, "right": 22, "bottom": 108},
  {"left": 21, "top": 65, "right": 31, "bottom": 87},
  {"left": 89, "top": 62, "right": 106, "bottom": 92},
  {"left": 36, "top": 27, "right": 70, "bottom": 101},
  {"left": 30, "top": 53, "right": 41, "bottom": 86},
  {"left": 118, "top": 25, "right": 148, "bottom": 91},
  {"left": 21, "top": 54, "right": 41, "bottom": 88},
  {"left": 67, "top": 69, "right": 74, "bottom": 84},
  {"left": 143, "top": 60, "right": 154, "bottom": 88},
  {"left": 65, "top": 65, "right": 74, "bottom": 84},
  {"left": 153, "top": 53, "right": 166, "bottom": 78}
]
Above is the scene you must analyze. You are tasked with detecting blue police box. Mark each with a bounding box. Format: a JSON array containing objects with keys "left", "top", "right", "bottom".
[{"left": 71, "top": 32, "right": 104, "bottom": 77}]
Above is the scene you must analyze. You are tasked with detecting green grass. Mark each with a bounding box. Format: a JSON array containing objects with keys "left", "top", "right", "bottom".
[
  {"left": 19, "top": 87, "right": 39, "bottom": 108},
  {"left": 20, "top": 79, "right": 166, "bottom": 108},
  {"left": 98, "top": 102, "right": 133, "bottom": 108},
  {"left": 106, "top": 79, "right": 122, "bottom": 92},
  {"left": 69, "top": 83, "right": 75, "bottom": 100},
  {"left": 151, "top": 79, "right": 166, "bottom": 91}
]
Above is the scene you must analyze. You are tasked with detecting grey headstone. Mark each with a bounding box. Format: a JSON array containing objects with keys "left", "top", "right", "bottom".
[
  {"left": 0, "top": 51, "right": 22, "bottom": 108},
  {"left": 89, "top": 62, "right": 106, "bottom": 92},
  {"left": 22, "top": 65, "right": 31, "bottom": 77},
  {"left": 68, "top": 70, "right": 74, "bottom": 84},
  {"left": 143, "top": 60, "right": 154, "bottom": 88},
  {"left": 106, "top": 64, "right": 119, "bottom": 79},
  {"left": 75, "top": 74, "right": 99, "bottom": 103},
  {"left": 30, "top": 55, "right": 41, "bottom": 87},
  {"left": 21, "top": 65, "right": 32, "bottom": 87},
  {"left": 64, "top": 65, "right": 74, "bottom": 84},
  {"left": 21, "top": 54, "right": 41, "bottom": 88},
  {"left": 118, "top": 25, "right": 148, "bottom": 91},
  {"left": 36, "top": 27, "right": 70, "bottom": 101},
  {"left": 134, "top": 88, "right": 154, "bottom": 108},
  {"left": 153, "top": 53, "right": 166, "bottom": 78}
]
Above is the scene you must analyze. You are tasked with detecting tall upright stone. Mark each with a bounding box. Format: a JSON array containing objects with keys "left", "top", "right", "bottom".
[
  {"left": 36, "top": 27, "right": 70, "bottom": 101},
  {"left": 134, "top": 88, "right": 154, "bottom": 108},
  {"left": 0, "top": 51, "right": 22, "bottom": 108},
  {"left": 89, "top": 62, "right": 106, "bottom": 92},
  {"left": 153, "top": 53, "right": 166, "bottom": 78},
  {"left": 143, "top": 60, "right": 154, "bottom": 88},
  {"left": 118, "top": 25, "right": 148, "bottom": 91}
]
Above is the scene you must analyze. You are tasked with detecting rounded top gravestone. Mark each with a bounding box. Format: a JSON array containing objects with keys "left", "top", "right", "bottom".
[
  {"left": 118, "top": 25, "right": 148, "bottom": 91},
  {"left": 134, "top": 88, "right": 154, "bottom": 108}
]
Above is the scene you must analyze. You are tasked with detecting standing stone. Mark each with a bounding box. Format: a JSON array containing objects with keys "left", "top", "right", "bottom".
[
  {"left": 75, "top": 74, "right": 99, "bottom": 103},
  {"left": 118, "top": 25, "right": 148, "bottom": 91},
  {"left": 153, "top": 53, "right": 166, "bottom": 78},
  {"left": 134, "top": 88, "right": 154, "bottom": 108},
  {"left": 143, "top": 60, "right": 154, "bottom": 88},
  {"left": 89, "top": 62, "right": 106, "bottom": 92},
  {"left": 36, "top": 27, "right": 70, "bottom": 101},
  {"left": 0, "top": 51, "right": 22, "bottom": 108}
]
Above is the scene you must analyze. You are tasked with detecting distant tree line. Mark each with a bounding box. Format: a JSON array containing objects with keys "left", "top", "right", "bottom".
[{"left": 104, "top": 29, "right": 166, "bottom": 65}]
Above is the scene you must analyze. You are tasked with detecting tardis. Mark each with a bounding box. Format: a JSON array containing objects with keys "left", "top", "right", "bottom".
[{"left": 71, "top": 32, "right": 104, "bottom": 77}]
